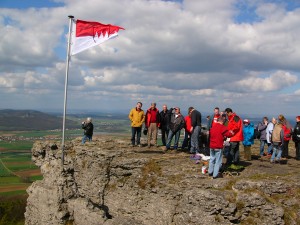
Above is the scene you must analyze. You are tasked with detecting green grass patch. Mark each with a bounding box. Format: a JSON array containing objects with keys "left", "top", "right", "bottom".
[
  {"left": 6, "top": 164, "right": 38, "bottom": 172},
  {"left": 1, "top": 156, "right": 31, "bottom": 163},
  {"left": 0, "top": 176, "right": 21, "bottom": 185},
  {"left": 0, "top": 141, "right": 33, "bottom": 151},
  {"left": 30, "top": 175, "right": 43, "bottom": 181},
  {"left": 0, "top": 190, "right": 27, "bottom": 196}
]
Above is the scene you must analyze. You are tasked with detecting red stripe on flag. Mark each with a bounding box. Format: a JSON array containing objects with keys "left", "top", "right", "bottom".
[{"left": 76, "top": 20, "right": 124, "bottom": 38}]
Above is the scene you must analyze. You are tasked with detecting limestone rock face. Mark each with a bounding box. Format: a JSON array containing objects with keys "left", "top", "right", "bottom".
[{"left": 25, "top": 137, "right": 300, "bottom": 225}]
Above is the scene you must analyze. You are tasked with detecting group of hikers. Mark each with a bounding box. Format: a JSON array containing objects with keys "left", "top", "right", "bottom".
[
  {"left": 80, "top": 102, "right": 300, "bottom": 179},
  {"left": 128, "top": 102, "right": 300, "bottom": 179}
]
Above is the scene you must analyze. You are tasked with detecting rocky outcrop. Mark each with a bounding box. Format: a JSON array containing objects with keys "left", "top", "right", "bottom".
[{"left": 25, "top": 137, "right": 300, "bottom": 225}]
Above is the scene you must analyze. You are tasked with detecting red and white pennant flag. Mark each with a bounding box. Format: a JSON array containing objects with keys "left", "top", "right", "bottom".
[{"left": 71, "top": 19, "right": 124, "bottom": 55}]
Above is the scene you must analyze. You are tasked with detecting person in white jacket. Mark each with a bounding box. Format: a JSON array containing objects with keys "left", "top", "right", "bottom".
[{"left": 266, "top": 117, "right": 277, "bottom": 157}]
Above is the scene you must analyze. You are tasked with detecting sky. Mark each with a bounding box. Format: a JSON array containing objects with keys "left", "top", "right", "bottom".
[{"left": 1, "top": 0, "right": 300, "bottom": 117}]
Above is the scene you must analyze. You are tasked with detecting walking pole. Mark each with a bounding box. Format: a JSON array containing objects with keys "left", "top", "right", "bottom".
[{"left": 62, "top": 15, "right": 74, "bottom": 166}]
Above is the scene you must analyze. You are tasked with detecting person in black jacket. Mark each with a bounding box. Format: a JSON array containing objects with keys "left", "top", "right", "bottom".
[
  {"left": 82, "top": 117, "right": 94, "bottom": 144},
  {"left": 292, "top": 116, "right": 300, "bottom": 160},
  {"left": 159, "top": 104, "right": 170, "bottom": 146},
  {"left": 165, "top": 107, "right": 185, "bottom": 150},
  {"left": 188, "top": 107, "right": 202, "bottom": 154}
]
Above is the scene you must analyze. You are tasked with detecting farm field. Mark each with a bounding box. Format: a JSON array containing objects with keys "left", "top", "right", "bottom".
[{"left": 0, "top": 116, "right": 131, "bottom": 195}]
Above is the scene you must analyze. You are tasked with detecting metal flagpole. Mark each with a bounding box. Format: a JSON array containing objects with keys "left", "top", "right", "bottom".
[{"left": 62, "top": 15, "right": 74, "bottom": 166}]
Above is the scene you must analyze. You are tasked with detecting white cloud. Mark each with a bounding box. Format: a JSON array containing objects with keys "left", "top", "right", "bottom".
[
  {"left": 0, "top": 0, "right": 300, "bottom": 116},
  {"left": 223, "top": 71, "right": 298, "bottom": 92}
]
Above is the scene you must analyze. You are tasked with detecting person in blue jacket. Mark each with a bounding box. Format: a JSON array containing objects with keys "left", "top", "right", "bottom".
[{"left": 242, "top": 119, "right": 254, "bottom": 161}]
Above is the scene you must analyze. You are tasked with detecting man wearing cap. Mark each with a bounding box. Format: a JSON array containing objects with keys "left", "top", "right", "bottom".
[{"left": 224, "top": 108, "right": 244, "bottom": 165}]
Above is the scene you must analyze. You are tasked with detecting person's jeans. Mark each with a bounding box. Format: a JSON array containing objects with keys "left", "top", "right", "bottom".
[
  {"left": 267, "top": 142, "right": 273, "bottom": 154},
  {"left": 190, "top": 126, "right": 201, "bottom": 153},
  {"left": 271, "top": 143, "right": 282, "bottom": 162},
  {"left": 223, "top": 145, "right": 230, "bottom": 158},
  {"left": 166, "top": 129, "right": 181, "bottom": 149},
  {"left": 82, "top": 135, "right": 92, "bottom": 144},
  {"left": 131, "top": 127, "right": 141, "bottom": 145},
  {"left": 181, "top": 131, "right": 190, "bottom": 150},
  {"left": 208, "top": 149, "right": 223, "bottom": 178},
  {"left": 161, "top": 128, "right": 169, "bottom": 146},
  {"left": 260, "top": 140, "right": 268, "bottom": 155},
  {"left": 227, "top": 141, "right": 240, "bottom": 165}
]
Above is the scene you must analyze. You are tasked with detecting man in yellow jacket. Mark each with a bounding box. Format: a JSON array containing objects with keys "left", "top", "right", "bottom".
[{"left": 129, "top": 102, "right": 145, "bottom": 147}]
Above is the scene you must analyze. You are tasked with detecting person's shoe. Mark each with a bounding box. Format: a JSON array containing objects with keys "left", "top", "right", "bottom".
[
  {"left": 208, "top": 173, "right": 213, "bottom": 177},
  {"left": 270, "top": 160, "right": 274, "bottom": 164},
  {"left": 137, "top": 144, "right": 141, "bottom": 147}
]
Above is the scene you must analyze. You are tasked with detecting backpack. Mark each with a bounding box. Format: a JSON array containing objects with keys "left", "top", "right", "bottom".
[{"left": 272, "top": 124, "right": 282, "bottom": 143}]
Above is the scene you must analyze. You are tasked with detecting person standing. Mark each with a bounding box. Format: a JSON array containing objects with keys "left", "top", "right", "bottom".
[
  {"left": 159, "top": 104, "right": 170, "bottom": 146},
  {"left": 206, "top": 107, "right": 221, "bottom": 153},
  {"left": 270, "top": 121, "right": 284, "bottom": 163},
  {"left": 145, "top": 103, "right": 160, "bottom": 147},
  {"left": 208, "top": 117, "right": 231, "bottom": 179},
  {"left": 292, "top": 116, "right": 300, "bottom": 160},
  {"left": 258, "top": 117, "right": 268, "bottom": 157},
  {"left": 181, "top": 112, "right": 192, "bottom": 150},
  {"left": 278, "top": 114, "right": 292, "bottom": 159},
  {"left": 224, "top": 108, "right": 243, "bottom": 165},
  {"left": 165, "top": 107, "right": 185, "bottom": 150},
  {"left": 128, "top": 102, "right": 145, "bottom": 147},
  {"left": 188, "top": 107, "right": 202, "bottom": 154},
  {"left": 81, "top": 117, "right": 94, "bottom": 144},
  {"left": 266, "top": 117, "right": 276, "bottom": 157},
  {"left": 242, "top": 119, "right": 254, "bottom": 161},
  {"left": 207, "top": 107, "right": 221, "bottom": 131}
]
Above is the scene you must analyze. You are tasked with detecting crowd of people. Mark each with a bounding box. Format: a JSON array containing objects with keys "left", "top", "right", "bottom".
[
  {"left": 79, "top": 102, "right": 300, "bottom": 179},
  {"left": 127, "top": 102, "right": 300, "bottom": 179}
]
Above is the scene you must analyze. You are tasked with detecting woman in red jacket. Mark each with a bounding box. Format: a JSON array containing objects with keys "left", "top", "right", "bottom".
[{"left": 208, "top": 117, "right": 232, "bottom": 179}]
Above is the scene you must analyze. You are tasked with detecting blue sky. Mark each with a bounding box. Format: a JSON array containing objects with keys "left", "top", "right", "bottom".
[
  {"left": 0, "top": 0, "right": 300, "bottom": 118},
  {"left": 0, "top": 0, "right": 63, "bottom": 8}
]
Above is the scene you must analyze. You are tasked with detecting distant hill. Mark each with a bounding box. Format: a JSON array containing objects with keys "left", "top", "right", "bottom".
[{"left": 0, "top": 109, "right": 78, "bottom": 131}]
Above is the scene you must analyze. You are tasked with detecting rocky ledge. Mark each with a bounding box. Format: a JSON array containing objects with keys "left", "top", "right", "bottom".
[{"left": 25, "top": 136, "right": 300, "bottom": 225}]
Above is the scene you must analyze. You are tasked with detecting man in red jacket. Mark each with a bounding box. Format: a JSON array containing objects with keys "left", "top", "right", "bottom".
[
  {"left": 145, "top": 102, "right": 160, "bottom": 148},
  {"left": 208, "top": 117, "right": 232, "bottom": 179},
  {"left": 224, "top": 108, "right": 243, "bottom": 165}
]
